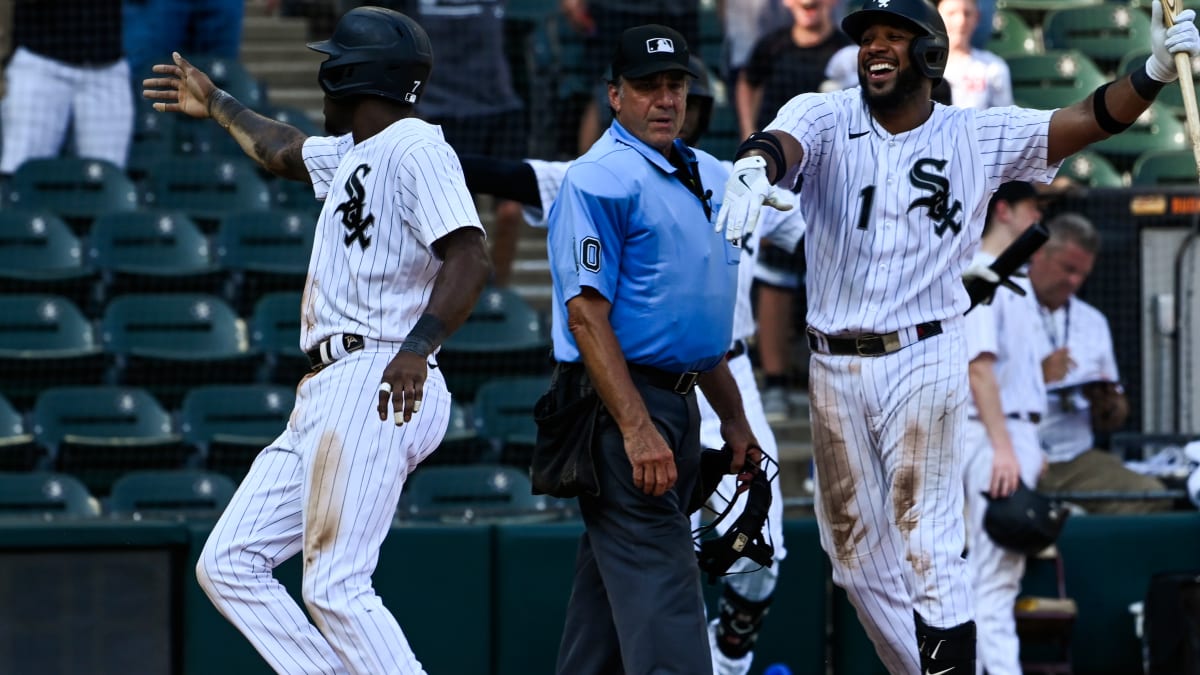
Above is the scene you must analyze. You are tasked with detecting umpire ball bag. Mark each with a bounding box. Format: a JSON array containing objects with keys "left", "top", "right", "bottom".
[{"left": 982, "top": 480, "right": 1069, "bottom": 556}]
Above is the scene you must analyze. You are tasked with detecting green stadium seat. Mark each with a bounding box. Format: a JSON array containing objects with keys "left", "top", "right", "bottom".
[
  {"left": 142, "top": 156, "right": 272, "bottom": 229},
  {"left": 180, "top": 384, "right": 294, "bottom": 482},
  {"left": 215, "top": 210, "right": 314, "bottom": 313},
  {"left": 1090, "top": 102, "right": 1187, "bottom": 170},
  {"left": 101, "top": 293, "right": 259, "bottom": 406},
  {"left": 1009, "top": 50, "right": 1107, "bottom": 109},
  {"left": 108, "top": 469, "right": 237, "bottom": 519},
  {"left": 0, "top": 393, "right": 42, "bottom": 471},
  {"left": 0, "top": 210, "right": 96, "bottom": 311},
  {"left": 1055, "top": 150, "right": 1125, "bottom": 188},
  {"left": 265, "top": 104, "right": 323, "bottom": 136},
  {"left": 988, "top": 9, "right": 1041, "bottom": 57},
  {"left": 0, "top": 471, "right": 100, "bottom": 519},
  {"left": 423, "top": 399, "right": 489, "bottom": 466},
  {"left": 0, "top": 295, "right": 107, "bottom": 409},
  {"left": 249, "top": 291, "right": 309, "bottom": 386},
  {"left": 438, "top": 287, "right": 551, "bottom": 401},
  {"left": 1119, "top": 49, "right": 1200, "bottom": 121},
  {"left": 4, "top": 158, "right": 139, "bottom": 231},
  {"left": 397, "top": 464, "right": 559, "bottom": 524},
  {"left": 32, "top": 386, "right": 188, "bottom": 497},
  {"left": 88, "top": 211, "right": 221, "bottom": 303},
  {"left": 1131, "top": 149, "right": 1200, "bottom": 186},
  {"left": 1042, "top": 5, "right": 1152, "bottom": 70},
  {"left": 473, "top": 375, "right": 549, "bottom": 466},
  {"left": 268, "top": 178, "right": 323, "bottom": 215},
  {"left": 127, "top": 106, "right": 177, "bottom": 181},
  {"left": 186, "top": 56, "right": 264, "bottom": 109}
]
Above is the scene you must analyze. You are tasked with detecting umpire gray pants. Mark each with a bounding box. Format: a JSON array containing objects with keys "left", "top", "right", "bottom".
[{"left": 555, "top": 376, "right": 711, "bottom": 675}]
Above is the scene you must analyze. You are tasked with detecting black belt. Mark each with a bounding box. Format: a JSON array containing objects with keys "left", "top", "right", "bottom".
[
  {"left": 306, "top": 333, "right": 365, "bottom": 372},
  {"left": 969, "top": 412, "right": 1043, "bottom": 424},
  {"left": 807, "top": 321, "right": 942, "bottom": 357},
  {"left": 627, "top": 362, "right": 700, "bottom": 395},
  {"left": 726, "top": 339, "right": 748, "bottom": 360}
]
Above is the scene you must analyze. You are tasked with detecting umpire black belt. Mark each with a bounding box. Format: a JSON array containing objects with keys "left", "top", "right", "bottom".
[
  {"left": 969, "top": 411, "right": 1043, "bottom": 424},
  {"left": 806, "top": 321, "right": 942, "bottom": 357},
  {"left": 627, "top": 362, "right": 700, "bottom": 395},
  {"left": 306, "top": 333, "right": 365, "bottom": 372}
]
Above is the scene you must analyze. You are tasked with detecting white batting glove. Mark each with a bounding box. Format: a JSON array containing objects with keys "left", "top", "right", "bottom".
[
  {"left": 963, "top": 261, "right": 1025, "bottom": 307},
  {"left": 715, "top": 156, "right": 793, "bottom": 247},
  {"left": 1148, "top": 0, "right": 1200, "bottom": 82}
]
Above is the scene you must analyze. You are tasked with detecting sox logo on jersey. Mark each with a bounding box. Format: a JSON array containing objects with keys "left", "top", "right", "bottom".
[
  {"left": 907, "top": 158, "right": 963, "bottom": 237},
  {"left": 336, "top": 164, "right": 375, "bottom": 249}
]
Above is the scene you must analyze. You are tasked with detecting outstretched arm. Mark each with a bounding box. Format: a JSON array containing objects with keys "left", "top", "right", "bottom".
[
  {"left": 458, "top": 153, "right": 542, "bottom": 206},
  {"left": 143, "top": 52, "right": 310, "bottom": 182},
  {"left": 1047, "top": 0, "right": 1200, "bottom": 164}
]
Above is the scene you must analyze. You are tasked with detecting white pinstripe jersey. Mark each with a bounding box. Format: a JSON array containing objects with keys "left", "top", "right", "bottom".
[
  {"left": 524, "top": 158, "right": 806, "bottom": 344},
  {"left": 1032, "top": 294, "right": 1120, "bottom": 462},
  {"left": 299, "top": 118, "right": 484, "bottom": 351},
  {"left": 765, "top": 88, "right": 1060, "bottom": 335},
  {"left": 963, "top": 264, "right": 1046, "bottom": 418}
]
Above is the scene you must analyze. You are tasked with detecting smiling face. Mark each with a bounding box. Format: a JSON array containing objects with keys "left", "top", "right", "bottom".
[
  {"left": 609, "top": 71, "right": 689, "bottom": 155},
  {"left": 856, "top": 20, "right": 925, "bottom": 112}
]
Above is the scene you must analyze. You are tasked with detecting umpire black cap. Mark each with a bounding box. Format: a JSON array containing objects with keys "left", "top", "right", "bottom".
[
  {"left": 608, "top": 25, "right": 699, "bottom": 82},
  {"left": 841, "top": 0, "right": 949, "bottom": 81}
]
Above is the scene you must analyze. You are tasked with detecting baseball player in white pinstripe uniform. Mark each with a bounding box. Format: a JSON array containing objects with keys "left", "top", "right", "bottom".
[
  {"left": 962, "top": 181, "right": 1047, "bottom": 675},
  {"left": 458, "top": 60, "right": 803, "bottom": 673},
  {"left": 144, "top": 8, "right": 491, "bottom": 674},
  {"left": 715, "top": 0, "right": 1200, "bottom": 671}
]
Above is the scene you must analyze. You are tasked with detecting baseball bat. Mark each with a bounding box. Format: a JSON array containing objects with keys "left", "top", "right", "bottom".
[
  {"left": 1162, "top": 0, "right": 1200, "bottom": 184},
  {"left": 965, "top": 221, "right": 1050, "bottom": 310}
]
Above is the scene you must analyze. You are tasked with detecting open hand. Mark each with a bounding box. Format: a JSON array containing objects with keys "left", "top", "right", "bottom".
[{"left": 142, "top": 52, "right": 216, "bottom": 119}]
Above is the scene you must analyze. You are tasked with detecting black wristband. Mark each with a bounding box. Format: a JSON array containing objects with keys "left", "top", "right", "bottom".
[
  {"left": 1091, "top": 82, "right": 1134, "bottom": 135},
  {"left": 399, "top": 313, "right": 446, "bottom": 358},
  {"left": 735, "top": 132, "right": 786, "bottom": 182},
  {"left": 1130, "top": 62, "right": 1168, "bottom": 101}
]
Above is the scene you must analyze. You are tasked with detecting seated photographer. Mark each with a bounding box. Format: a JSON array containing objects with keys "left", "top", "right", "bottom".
[{"left": 1028, "top": 213, "right": 1172, "bottom": 514}]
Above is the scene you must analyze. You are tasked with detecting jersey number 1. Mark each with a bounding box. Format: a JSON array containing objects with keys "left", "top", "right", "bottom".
[{"left": 855, "top": 185, "right": 875, "bottom": 230}]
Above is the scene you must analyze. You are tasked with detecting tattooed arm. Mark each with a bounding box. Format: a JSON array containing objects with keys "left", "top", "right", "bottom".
[{"left": 143, "top": 52, "right": 309, "bottom": 182}]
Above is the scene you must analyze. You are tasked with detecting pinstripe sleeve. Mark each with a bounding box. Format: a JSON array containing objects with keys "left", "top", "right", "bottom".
[
  {"left": 975, "top": 106, "right": 1061, "bottom": 192},
  {"left": 400, "top": 140, "right": 484, "bottom": 250},
  {"left": 302, "top": 133, "right": 352, "bottom": 199},
  {"left": 764, "top": 92, "right": 838, "bottom": 179}
]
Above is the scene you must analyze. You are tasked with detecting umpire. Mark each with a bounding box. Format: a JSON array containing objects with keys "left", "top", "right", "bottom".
[{"left": 546, "top": 24, "right": 760, "bottom": 675}]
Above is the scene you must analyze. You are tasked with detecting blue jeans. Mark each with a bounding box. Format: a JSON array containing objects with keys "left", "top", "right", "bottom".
[{"left": 124, "top": 0, "right": 244, "bottom": 78}]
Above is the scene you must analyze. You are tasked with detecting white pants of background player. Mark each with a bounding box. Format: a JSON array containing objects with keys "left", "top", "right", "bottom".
[
  {"left": 694, "top": 350, "right": 789, "bottom": 675},
  {"left": 0, "top": 47, "right": 133, "bottom": 174},
  {"left": 197, "top": 349, "right": 451, "bottom": 675},
  {"left": 810, "top": 321, "right": 973, "bottom": 675},
  {"left": 964, "top": 418, "right": 1044, "bottom": 675}
]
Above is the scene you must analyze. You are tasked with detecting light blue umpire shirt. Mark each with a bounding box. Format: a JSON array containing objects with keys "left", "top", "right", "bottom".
[{"left": 547, "top": 119, "right": 740, "bottom": 375}]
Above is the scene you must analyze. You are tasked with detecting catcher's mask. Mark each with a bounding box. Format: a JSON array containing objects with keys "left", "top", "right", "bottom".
[
  {"left": 691, "top": 445, "right": 776, "bottom": 583},
  {"left": 983, "top": 480, "right": 1070, "bottom": 556}
]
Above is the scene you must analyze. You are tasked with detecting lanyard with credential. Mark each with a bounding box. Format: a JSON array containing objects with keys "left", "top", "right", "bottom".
[{"left": 1040, "top": 301, "right": 1070, "bottom": 350}]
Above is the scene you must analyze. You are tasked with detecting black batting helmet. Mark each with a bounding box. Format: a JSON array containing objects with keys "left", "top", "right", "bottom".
[
  {"left": 983, "top": 480, "right": 1070, "bottom": 556},
  {"left": 684, "top": 54, "right": 715, "bottom": 145},
  {"left": 841, "top": 0, "right": 949, "bottom": 82},
  {"left": 307, "top": 7, "right": 434, "bottom": 105}
]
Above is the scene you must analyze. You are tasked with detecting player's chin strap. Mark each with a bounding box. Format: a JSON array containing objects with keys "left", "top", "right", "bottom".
[{"left": 691, "top": 445, "right": 776, "bottom": 584}]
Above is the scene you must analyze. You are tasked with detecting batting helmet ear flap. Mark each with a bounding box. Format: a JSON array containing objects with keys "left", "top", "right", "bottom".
[{"left": 911, "top": 31, "right": 949, "bottom": 82}]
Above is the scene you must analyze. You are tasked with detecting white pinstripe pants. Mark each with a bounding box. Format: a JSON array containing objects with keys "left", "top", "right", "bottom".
[
  {"left": 810, "top": 323, "right": 973, "bottom": 675},
  {"left": 197, "top": 351, "right": 451, "bottom": 675}
]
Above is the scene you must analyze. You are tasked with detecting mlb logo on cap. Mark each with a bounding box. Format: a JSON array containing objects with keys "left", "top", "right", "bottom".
[
  {"left": 608, "top": 24, "right": 698, "bottom": 81},
  {"left": 646, "top": 38, "right": 675, "bottom": 54}
]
